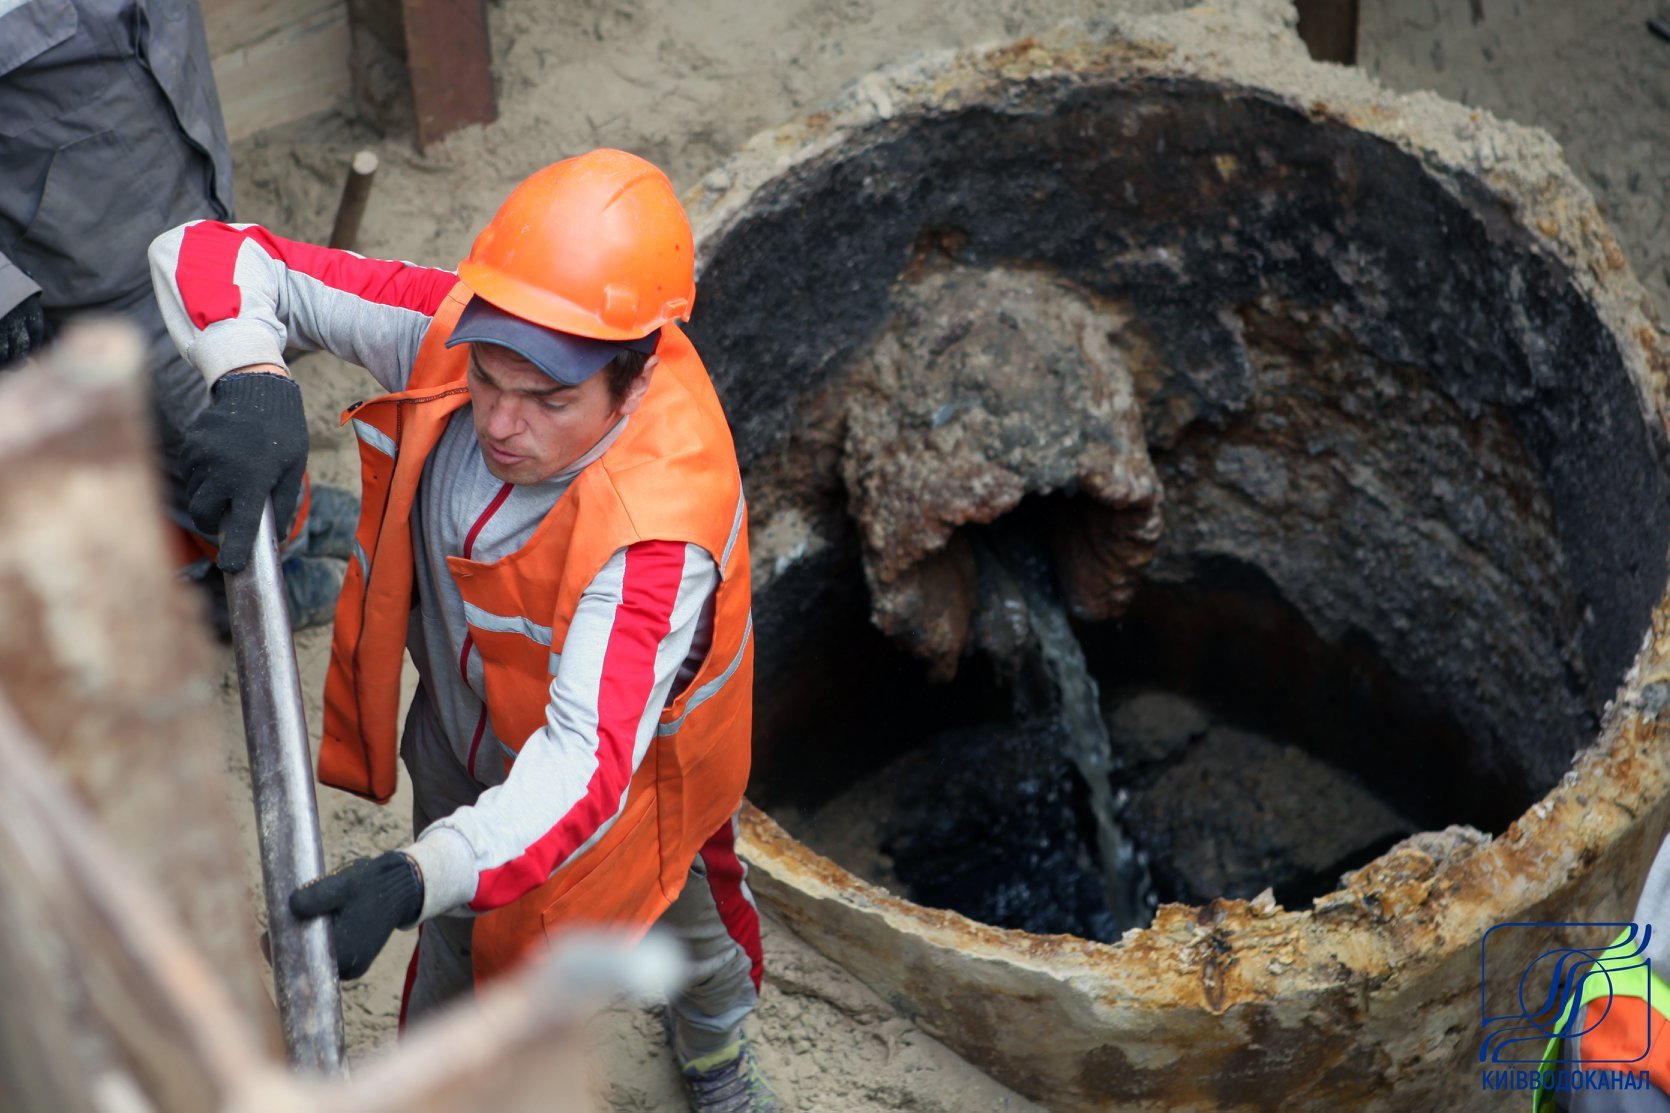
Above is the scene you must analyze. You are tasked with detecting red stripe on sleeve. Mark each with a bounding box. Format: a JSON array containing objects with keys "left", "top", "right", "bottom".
[
  {"left": 242, "top": 228, "right": 458, "bottom": 314},
  {"left": 176, "top": 221, "right": 247, "bottom": 329},
  {"left": 469, "top": 541, "right": 687, "bottom": 910},
  {"left": 171, "top": 221, "right": 458, "bottom": 331}
]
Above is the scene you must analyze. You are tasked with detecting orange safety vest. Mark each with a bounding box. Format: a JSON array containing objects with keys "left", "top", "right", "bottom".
[{"left": 316, "top": 283, "right": 753, "bottom": 982}]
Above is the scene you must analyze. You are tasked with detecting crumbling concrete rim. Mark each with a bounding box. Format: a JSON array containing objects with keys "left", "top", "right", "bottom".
[
  {"left": 704, "top": 7, "right": 1670, "bottom": 1105},
  {"left": 699, "top": 13, "right": 1670, "bottom": 779},
  {"left": 696, "top": 0, "right": 1670, "bottom": 1039},
  {"left": 742, "top": 687, "right": 1669, "bottom": 1002}
]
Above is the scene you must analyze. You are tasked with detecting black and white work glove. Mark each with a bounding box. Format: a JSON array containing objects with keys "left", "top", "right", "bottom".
[
  {"left": 180, "top": 371, "right": 308, "bottom": 573},
  {"left": 290, "top": 851, "right": 424, "bottom": 981},
  {"left": 0, "top": 293, "right": 46, "bottom": 368}
]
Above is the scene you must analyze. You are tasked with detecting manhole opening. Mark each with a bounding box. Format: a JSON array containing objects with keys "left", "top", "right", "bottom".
[
  {"left": 697, "top": 80, "right": 1670, "bottom": 944},
  {"left": 754, "top": 496, "right": 1506, "bottom": 941}
]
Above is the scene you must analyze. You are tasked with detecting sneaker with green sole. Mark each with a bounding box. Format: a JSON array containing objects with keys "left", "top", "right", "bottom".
[{"left": 677, "top": 1041, "right": 781, "bottom": 1113}]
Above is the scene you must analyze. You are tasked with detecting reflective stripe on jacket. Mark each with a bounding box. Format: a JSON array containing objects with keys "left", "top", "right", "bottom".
[
  {"left": 1534, "top": 928, "right": 1670, "bottom": 1112},
  {"left": 318, "top": 282, "right": 754, "bottom": 980}
]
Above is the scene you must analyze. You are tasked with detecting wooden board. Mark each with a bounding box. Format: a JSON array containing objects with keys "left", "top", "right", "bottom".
[
  {"left": 202, "top": 0, "right": 353, "bottom": 140},
  {"left": 0, "top": 325, "right": 598, "bottom": 1112},
  {"left": 0, "top": 324, "right": 281, "bottom": 1054},
  {"left": 402, "top": 0, "right": 497, "bottom": 149}
]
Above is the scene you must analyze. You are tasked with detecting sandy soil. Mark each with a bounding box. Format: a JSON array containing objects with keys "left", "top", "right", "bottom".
[
  {"left": 1359, "top": 0, "right": 1670, "bottom": 318},
  {"left": 207, "top": 0, "right": 1669, "bottom": 1107}
]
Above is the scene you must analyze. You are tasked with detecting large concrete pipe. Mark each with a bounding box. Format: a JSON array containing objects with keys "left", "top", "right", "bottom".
[{"left": 681, "top": 2, "right": 1670, "bottom": 1109}]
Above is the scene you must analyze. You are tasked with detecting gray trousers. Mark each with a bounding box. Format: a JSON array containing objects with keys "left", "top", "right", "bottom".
[{"left": 400, "top": 724, "right": 763, "bottom": 1061}]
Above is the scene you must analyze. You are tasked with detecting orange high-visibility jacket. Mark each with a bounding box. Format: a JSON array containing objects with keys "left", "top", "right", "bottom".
[{"left": 317, "top": 283, "right": 753, "bottom": 981}]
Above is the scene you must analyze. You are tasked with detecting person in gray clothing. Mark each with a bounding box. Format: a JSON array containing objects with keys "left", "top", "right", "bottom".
[{"left": 0, "top": 0, "right": 353, "bottom": 627}]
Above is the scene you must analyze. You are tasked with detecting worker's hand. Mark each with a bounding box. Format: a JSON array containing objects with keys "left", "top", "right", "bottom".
[
  {"left": 290, "top": 851, "right": 423, "bottom": 981},
  {"left": 181, "top": 369, "right": 308, "bottom": 573},
  {"left": 0, "top": 293, "right": 46, "bottom": 368}
]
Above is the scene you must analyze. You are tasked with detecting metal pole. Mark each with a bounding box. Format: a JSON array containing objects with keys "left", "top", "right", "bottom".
[
  {"left": 224, "top": 502, "right": 346, "bottom": 1073},
  {"left": 327, "top": 150, "right": 379, "bottom": 253}
]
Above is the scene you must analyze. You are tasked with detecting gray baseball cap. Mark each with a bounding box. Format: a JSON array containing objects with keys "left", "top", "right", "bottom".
[{"left": 446, "top": 296, "right": 660, "bottom": 385}]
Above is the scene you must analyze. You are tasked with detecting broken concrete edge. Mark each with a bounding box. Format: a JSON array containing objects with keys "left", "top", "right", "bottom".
[
  {"left": 685, "top": 0, "right": 1670, "bottom": 446},
  {"left": 738, "top": 689, "right": 1670, "bottom": 1014}
]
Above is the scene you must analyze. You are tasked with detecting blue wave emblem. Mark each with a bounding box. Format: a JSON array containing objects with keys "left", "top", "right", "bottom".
[{"left": 1479, "top": 922, "right": 1650, "bottom": 1065}]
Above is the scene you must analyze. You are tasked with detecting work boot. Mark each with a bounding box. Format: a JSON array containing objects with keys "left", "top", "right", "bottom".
[
  {"left": 281, "top": 554, "right": 347, "bottom": 631},
  {"left": 200, "top": 555, "right": 347, "bottom": 638},
  {"left": 302, "top": 483, "right": 360, "bottom": 561},
  {"left": 677, "top": 1042, "right": 780, "bottom": 1113},
  {"left": 663, "top": 1009, "right": 781, "bottom": 1113}
]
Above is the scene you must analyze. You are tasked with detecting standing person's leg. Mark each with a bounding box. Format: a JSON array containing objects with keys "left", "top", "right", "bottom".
[
  {"left": 659, "top": 812, "right": 766, "bottom": 1063},
  {"left": 399, "top": 700, "right": 486, "bottom": 1028}
]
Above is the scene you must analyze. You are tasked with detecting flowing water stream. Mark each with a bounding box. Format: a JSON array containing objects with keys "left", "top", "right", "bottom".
[{"left": 976, "top": 531, "right": 1153, "bottom": 932}]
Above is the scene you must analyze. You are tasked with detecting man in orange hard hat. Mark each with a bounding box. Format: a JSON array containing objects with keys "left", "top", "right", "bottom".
[{"left": 150, "top": 149, "right": 777, "bottom": 1111}]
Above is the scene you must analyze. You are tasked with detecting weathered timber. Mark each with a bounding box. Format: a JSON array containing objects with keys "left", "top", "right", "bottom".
[
  {"left": 0, "top": 323, "right": 280, "bottom": 1052},
  {"left": 0, "top": 682, "right": 600, "bottom": 1113},
  {"left": 401, "top": 0, "right": 497, "bottom": 149},
  {"left": 0, "top": 321, "right": 602, "bottom": 1111},
  {"left": 203, "top": 0, "right": 353, "bottom": 140},
  {"left": 318, "top": 947, "right": 602, "bottom": 1113},
  {"left": 0, "top": 693, "right": 278, "bottom": 1113}
]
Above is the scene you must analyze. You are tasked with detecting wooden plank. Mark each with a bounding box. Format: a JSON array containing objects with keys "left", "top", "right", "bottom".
[
  {"left": 0, "top": 697, "right": 279, "bottom": 1113},
  {"left": 0, "top": 662, "right": 601, "bottom": 1113},
  {"left": 206, "top": 0, "right": 353, "bottom": 140},
  {"left": 1295, "top": 0, "right": 1359, "bottom": 65},
  {"left": 327, "top": 949, "right": 600, "bottom": 1113},
  {"left": 0, "top": 324, "right": 615, "bottom": 1113},
  {"left": 0, "top": 323, "right": 281, "bottom": 1053},
  {"left": 401, "top": 0, "right": 497, "bottom": 149},
  {"left": 202, "top": 0, "right": 344, "bottom": 58}
]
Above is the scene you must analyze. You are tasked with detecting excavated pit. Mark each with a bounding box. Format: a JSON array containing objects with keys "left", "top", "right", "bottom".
[{"left": 684, "top": 6, "right": 1670, "bottom": 1110}]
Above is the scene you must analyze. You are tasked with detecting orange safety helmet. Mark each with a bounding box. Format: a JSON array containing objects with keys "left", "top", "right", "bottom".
[{"left": 458, "top": 149, "right": 696, "bottom": 341}]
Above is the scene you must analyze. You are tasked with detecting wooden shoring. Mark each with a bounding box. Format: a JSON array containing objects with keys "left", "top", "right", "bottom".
[
  {"left": 401, "top": 0, "right": 498, "bottom": 149},
  {"left": 0, "top": 695, "right": 282, "bottom": 1113},
  {"left": 0, "top": 321, "right": 601, "bottom": 1111},
  {"left": 0, "top": 685, "right": 600, "bottom": 1113},
  {"left": 0, "top": 323, "right": 280, "bottom": 1051}
]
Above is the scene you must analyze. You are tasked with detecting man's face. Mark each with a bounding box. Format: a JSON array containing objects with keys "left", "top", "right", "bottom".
[{"left": 466, "top": 343, "right": 654, "bottom": 484}]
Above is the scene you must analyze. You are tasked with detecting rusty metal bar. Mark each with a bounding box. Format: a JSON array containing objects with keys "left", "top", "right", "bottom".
[
  {"left": 328, "top": 150, "right": 380, "bottom": 252},
  {"left": 224, "top": 501, "right": 345, "bottom": 1073},
  {"left": 401, "top": 0, "right": 497, "bottom": 149}
]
